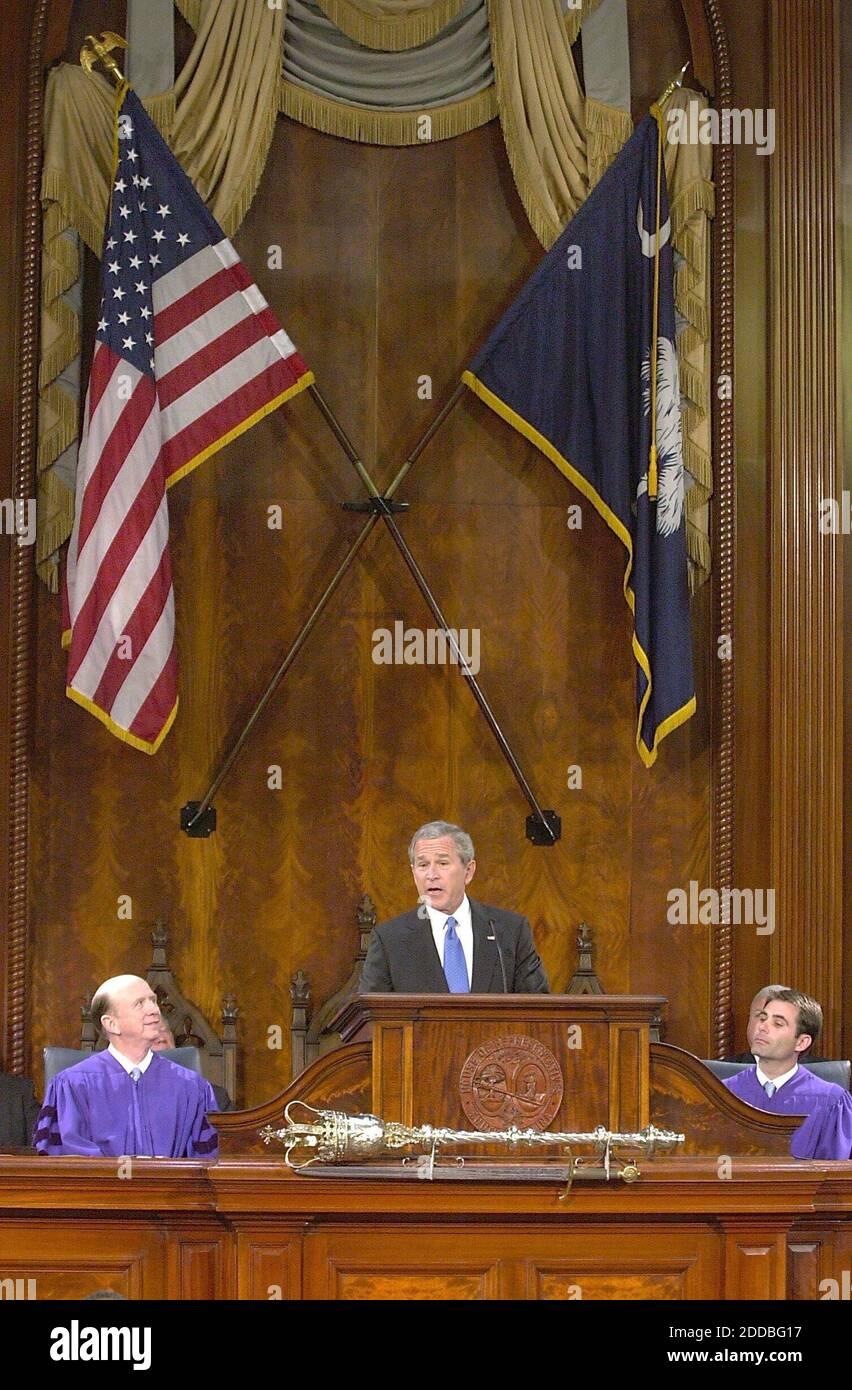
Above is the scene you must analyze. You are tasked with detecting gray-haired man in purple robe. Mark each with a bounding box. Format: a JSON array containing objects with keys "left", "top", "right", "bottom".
[
  {"left": 34, "top": 975, "right": 218, "bottom": 1158},
  {"left": 723, "top": 989, "right": 852, "bottom": 1160}
]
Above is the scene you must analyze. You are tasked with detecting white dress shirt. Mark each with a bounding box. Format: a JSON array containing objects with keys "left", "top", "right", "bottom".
[
  {"left": 755, "top": 1060, "right": 798, "bottom": 1093},
  {"left": 108, "top": 1042, "right": 154, "bottom": 1076},
  {"left": 427, "top": 894, "right": 474, "bottom": 986}
]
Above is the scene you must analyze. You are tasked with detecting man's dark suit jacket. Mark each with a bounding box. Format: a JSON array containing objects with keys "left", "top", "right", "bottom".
[
  {"left": 0, "top": 1072, "right": 40, "bottom": 1147},
  {"left": 359, "top": 899, "right": 549, "bottom": 994}
]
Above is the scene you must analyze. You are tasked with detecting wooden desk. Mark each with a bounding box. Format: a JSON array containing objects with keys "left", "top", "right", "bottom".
[{"left": 0, "top": 1154, "right": 850, "bottom": 1299}]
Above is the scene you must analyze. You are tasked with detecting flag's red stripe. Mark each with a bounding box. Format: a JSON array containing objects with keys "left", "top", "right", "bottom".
[
  {"left": 161, "top": 356, "right": 309, "bottom": 479},
  {"left": 127, "top": 642, "right": 178, "bottom": 745},
  {"left": 76, "top": 371, "right": 157, "bottom": 555},
  {"left": 91, "top": 548, "right": 173, "bottom": 712},
  {"left": 155, "top": 262, "right": 254, "bottom": 345},
  {"left": 157, "top": 312, "right": 272, "bottom": 411},
  {"left": 86, "top": 341, "right": 119, "bottom": 423},
  {"left": 67, "top": 461, "right": 166, "bottom": 684}
]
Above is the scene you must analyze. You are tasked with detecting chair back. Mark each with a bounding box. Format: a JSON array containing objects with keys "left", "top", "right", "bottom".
[
  {"left": 44, "top": 1045, "right": 204, "bottom": 1086},
  {"left": 702, "top": 1059, "right": 851, "bottom": 1090}
]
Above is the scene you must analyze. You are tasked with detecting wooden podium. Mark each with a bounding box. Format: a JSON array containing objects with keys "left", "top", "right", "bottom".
[{"left": 333, "top": 994, "right": 663, "bottom": 1136}]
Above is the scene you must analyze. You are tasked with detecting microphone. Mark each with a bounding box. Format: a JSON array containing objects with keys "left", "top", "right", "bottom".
[{"left": 487, "top": 919, "right": 508, "bottom": 993}]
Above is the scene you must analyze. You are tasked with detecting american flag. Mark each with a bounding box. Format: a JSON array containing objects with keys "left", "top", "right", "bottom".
[{"left": 63, "top": 86, "right": 313, "bottom": 752}]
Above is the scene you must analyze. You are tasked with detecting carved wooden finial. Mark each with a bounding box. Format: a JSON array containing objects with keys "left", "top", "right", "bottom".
[
  {"left": 290, "top": 970, "right": 310, "bottom": 1007},
  {"left": 356, "top": 894, "right": 377, "bottom": 931},
  {"left": 566, "top": 922, "right": 604, "bottom": 995}
]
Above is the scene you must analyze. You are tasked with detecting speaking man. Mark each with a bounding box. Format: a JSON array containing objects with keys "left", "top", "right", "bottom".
[
  {"left": 34, "top": 975, "right": 219, "bottom": 1158},
  {"left": 359, "top": 821, "right": 549, "bottom": 994},
  {"left": 723, "top": 988, "right": 852, "bottom": 1159}
]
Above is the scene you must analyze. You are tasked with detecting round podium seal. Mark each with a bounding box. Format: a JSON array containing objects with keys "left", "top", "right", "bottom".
[{"left": 458, "top": 1034, "right": 564, "bottom": 1131}]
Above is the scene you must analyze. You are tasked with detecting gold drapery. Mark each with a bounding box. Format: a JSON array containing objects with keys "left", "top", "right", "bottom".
[
  {"left": 486, "top": 0, "right": 588, "bottom": 248},
  {"left": 313, "top": 0, "right": 469, "bottom": 50},
  {"left": 280, "top": 84, "right": 497, "bottom": 144},
  {"left": 664, "top": 88, "right": 714, "bottom": 591}
]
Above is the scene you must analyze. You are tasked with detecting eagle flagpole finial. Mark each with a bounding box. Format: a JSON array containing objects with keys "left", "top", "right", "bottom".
[
  {"left": 80, "top": 31, "right": 128, "bottom": 87},
  {"left": 654, "top": 60, "right": 690, "bottom": 113}
]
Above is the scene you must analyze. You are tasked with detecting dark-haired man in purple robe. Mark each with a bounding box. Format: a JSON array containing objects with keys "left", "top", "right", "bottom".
[
  {"left": 34, "top": 975, "right": 218, "bottom": 1158},
  {"left": 724, "top": 989, "right": 852, "bottom": 1160}
]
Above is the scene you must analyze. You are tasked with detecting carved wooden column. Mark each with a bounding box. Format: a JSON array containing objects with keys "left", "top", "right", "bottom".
[{"left": 769, "top": 0, "right": 842, "bottom": 1050}]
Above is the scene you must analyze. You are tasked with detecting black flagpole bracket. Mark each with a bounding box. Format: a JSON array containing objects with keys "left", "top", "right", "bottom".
[
  {"left": 341, "top": 498, "right": 409, "bottom": 515},
  {"left": 180, "top": 802, "right": 217, "bottom": 837},
  {"left": 526, "top": 810, "right": 561, "bottom": 846}
]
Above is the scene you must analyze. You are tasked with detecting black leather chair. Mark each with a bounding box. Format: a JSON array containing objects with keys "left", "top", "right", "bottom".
[
  {"left": 702, "top": 1059, "right": 851, "bottom": 1090},
  {"left": 43, "top": 1045, "right": 204, "bottom": 1086}
]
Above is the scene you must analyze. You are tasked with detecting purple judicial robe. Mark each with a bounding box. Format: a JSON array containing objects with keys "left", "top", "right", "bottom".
[
  {"left": 34, "top": 1050, "right": 219, "bottom": 1158},
  {"left": 724, "top": 1066, "right": 852, "bottom": 1160}
]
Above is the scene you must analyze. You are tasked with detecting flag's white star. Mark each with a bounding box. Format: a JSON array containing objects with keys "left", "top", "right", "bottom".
[
  {"left": 106, "top": 237, "right": 117, "bottom": 250},
  {"left": 157, "top": 204, "right": 171, "bottom": 218},
  {"left": 123, "top": 229, "right": 137, "bottom": 244},
  {"left": 139, "top": 306, "right": 151, "bottom": 320},
  {"left": 127, "top": 148, "right": 139, "bottom": 163},
  {"left": 114, "top": 177, "right": 126, "bottom": 193},
  {"left": 122, "top": 335, "right": 136, "bottom": 351},
  {"left": 117, "top": 311, "right": 130, "bottom": 326},
  {"left": 150, "top": 357, "right": 156, "bottom": 370},
  {"left": 97, "top": 317, "right": 108, "bottom": 333},
  {"left": 107, "top": 260, "right": 120, "bottom": 275},
  {"left": 118, "top": 205, "right": 130, "bottom": 219},
  {"left": 128, "top": 254, "right": 142, "bottom": 270},
  {"left": 132, "top": 175, "right": 141, "bottom": 187},
  {"left": 177, "top": 231, "right": 190, "bottom": 247},
  {"left": 149, "top": 253, "right": 161, "bottom": 267},
  {"left": 134, "top": 281, "right": 146, "bottom": 295},
  {"left": 138, "top": 203, "right": 147, "bottom": 214},
  {"left": 145, "top": 332, "right": 154, "bottom": 345},
  {"left": 152, "top": 229, "right": 166, "bottom": 243},
  {"left": 112, "top": 286, "right": 126, "bottom": 300},
  {"left": 139, "top": 176, "right": 151, "bottom": 190}
]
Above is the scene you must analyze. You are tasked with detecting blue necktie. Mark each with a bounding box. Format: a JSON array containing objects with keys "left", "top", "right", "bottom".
[
  {"left": 763, "top": 1080, "right": 776, "bottom": 1099},
  {"left": 129, "top": 1067, "right": 143, "bottom": 1154},
  {"left": 443, "top": 916, "right": 469, "bottom": 993}
]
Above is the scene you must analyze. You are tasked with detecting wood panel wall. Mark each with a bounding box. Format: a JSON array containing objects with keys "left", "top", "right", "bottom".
[{"left": 0, "top": 0, "right": 846, "bottom": 1104}]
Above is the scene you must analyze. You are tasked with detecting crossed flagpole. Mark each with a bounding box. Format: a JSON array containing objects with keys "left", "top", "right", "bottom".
[{"left": 180, "top": 378, "right": 561, "bottom": 845}]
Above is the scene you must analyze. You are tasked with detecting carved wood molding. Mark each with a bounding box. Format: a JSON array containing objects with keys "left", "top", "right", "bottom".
[
  {"left": 704, "top": 0, "right": 736, "bottom": 1057},
  {"left": 4, "top": 0, "right": 51, "bottom": 1074},
  {"left": 769, "top": 0, "right": 842, "bottom": 1050}
]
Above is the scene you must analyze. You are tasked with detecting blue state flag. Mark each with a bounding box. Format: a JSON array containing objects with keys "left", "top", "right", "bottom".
[{"left": 463, "top": 113, "right": 695, "bottom": 767}]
